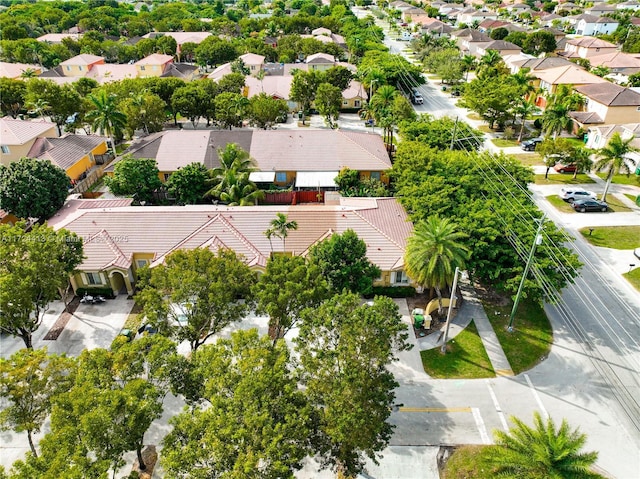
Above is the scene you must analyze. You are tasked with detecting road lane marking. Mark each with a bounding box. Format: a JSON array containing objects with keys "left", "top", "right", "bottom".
[
  {"left": 472, "top": 407, "right": 491, "bottom": 444},
  {"left": 399, "top": 407, "right": 471, "bottom": 413},
  {"left": 487, "top": 382, "right": 509, "bottom": 431},
  {"left": 525, "top": 374, "right": 549, "bottom": 420}
]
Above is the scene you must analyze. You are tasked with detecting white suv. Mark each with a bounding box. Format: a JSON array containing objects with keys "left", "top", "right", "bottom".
[{"left": 559, "top": 187, "right": 597, "bottom": 202}]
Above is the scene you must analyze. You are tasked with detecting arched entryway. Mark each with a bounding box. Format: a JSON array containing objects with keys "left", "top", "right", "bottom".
[{"left": 109, "top": 270, "right": 133, "bottom": 296}]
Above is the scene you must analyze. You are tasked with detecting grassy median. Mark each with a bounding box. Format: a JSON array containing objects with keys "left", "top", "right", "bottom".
[{"left": 580, "top": 226, "right": 640, "bottom": 250}]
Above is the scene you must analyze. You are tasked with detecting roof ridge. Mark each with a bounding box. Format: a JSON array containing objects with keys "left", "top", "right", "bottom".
[
  {"left": 89, "top": 229, "right": 130, "bottom": 269},
  {"left": 351, "top": 202, "right": 406, "bottom": 250},
  {"left": 217, "top": 214, "right": 265, "bottom": 263},
  {"left": 338, "top": 131, "right": 391, "bottom": 168}
]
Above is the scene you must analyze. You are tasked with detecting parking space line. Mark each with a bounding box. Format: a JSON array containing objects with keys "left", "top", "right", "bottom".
[
  {"left": 472, "top": 407, "right": 491, "bottom": 444},
  {"left": 525, "top": 374, "right": 549, "bottom": 420},
  {"left": 487, "top": 382, "right": 509, "bottom": 431},
  {"left": 398, "top": 407, "right": 471, "bottom": 413}
]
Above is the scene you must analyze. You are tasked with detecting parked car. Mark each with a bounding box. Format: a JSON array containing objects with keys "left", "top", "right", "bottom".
[
  {"left": 521, "top": 137, "right": 543, "bottom": 151},
  {"left": 450, "top": 89, "right": 461, "bottom": 97},
  {"left": 554, "top": 163, "right": 577, "bottom": 173},
  {"left": 571, "top": 199, "right": 608, "bottom": 212},
  {"left": 559, "top": 187, "right": 597, "bottom": 202}
]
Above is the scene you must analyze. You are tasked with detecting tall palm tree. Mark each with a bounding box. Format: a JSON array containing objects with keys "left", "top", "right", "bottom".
[
  {"left": 404, "top": 217, "right": 470, "bottom": 314},
  {"left": 488, "top": 412, "right": 601, "bottom": 478},
  {"left": 370, "top": 85, "right": 398, "bottom": 146},
  {"left": 542, "top": 103, "right": 572, "bottom": 140},
  {"left": 26, "top": 99, "right": 50, "bottom": 121},
  {"left": 460, "top": 54, "right": 476, "bottom": 81},
  {"left": 209, "top": 168, "right": 264, "bottom": 206},
  {"left": 264, "top": 213, "right": 298, "bottom": 252},
  {"left": 514, "top": 98, "right": 540, "bottom": 142},
  {"left": 594, "top": 132, "right": 639, "bottom": 202},
  {"left": 85, "top": 90, "right": 127, "bottom": 157}
]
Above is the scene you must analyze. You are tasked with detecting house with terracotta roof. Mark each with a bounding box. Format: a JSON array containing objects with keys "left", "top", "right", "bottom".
[
  {"left": 26, "top": 135, "right": 109, "bottom": 182},
  {"left": 0, "top": 62, "right": 42, "bottom": 79},
  {"left": 0, "top": 118, "right": 58, "bottom": 166},
  {"left": 531, "top": 65, "right": 607, "bottom": 107},
  {"left": 106, "top": 130, "right": 390, "bottom": 189},
  {"left": 59, "top": 54, "right": 105, "bottom": 77},
  {"left": 49, "top": 197, "right": 414, "bottom": 296},
  {"left": 239, "top": 53, "right": 266, "bottom": 76},
  {"left": 561, "top": 37, "right": 618, "bottom": 59},
  {"left": 569, "top": 83, "right": 640, "bottom": 128}
]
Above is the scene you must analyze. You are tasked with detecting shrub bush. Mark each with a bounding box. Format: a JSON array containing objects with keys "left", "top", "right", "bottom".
[
  {"left": 76, "top": 287, "right": 115, "bottom": 299},
  {"left": 365, "top": 286, "right": 416, "bottom": 298}
]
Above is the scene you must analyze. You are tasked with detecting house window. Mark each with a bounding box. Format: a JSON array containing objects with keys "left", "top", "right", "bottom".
[
  {"left": 140, "top": 65, "right": 146, "bottom": 71},
  {"left": 1, "top": 145, "right": 9, "bottom": 154},
  {"left": 343, "top": 100, "right": 349, "bottom": 105},
  {"left": 164, "top": 173, "right": 171, "bottom": 181},
  {"left": 251, "top": 65, "right": 256, "bottom": 70},
  {"left": 394, "top": 270, "right": 410, "bottom": 284},
  {"left": 275, "top": 172, "right": 287, "bottom": 182},
  {"left": 66, "top": 66, "right": 71, "bottom": 71},
  {"left": 370, "top": 171, "right": 381, "bottom": 181},
  {"left": 86, "top": 272, "right": 103, "bottom": 285},
  {"left": 136, "top": 259, "right": 148, "bottom": 269},
  {"left": 354, "top": 100, "right": 360, "bottom": 107}
]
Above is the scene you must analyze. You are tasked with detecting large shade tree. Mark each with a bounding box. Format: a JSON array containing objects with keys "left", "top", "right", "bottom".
[
  {"left": 0, "top": 157, "right": 69, "bottom": 221},
  {"left": 296, "top": 293, "right": 411, "bottom": 478},
  {"left": 404, "top": 216, "right": 470, "bottom": 313},
  {"left": 488, "top": 412, "right": 600, "bottom": 478},
  {"left": 0, "top": 222, "right": 83, "bottom": 349},
  {"left": 136, "top": 248, "right": 256, "bottom": 351},
  {"left": 104, "top": 155, "right": 162, "bottom": 204},
  {"left": 594, "top": 132, "right": 639, "bottom": 202}
]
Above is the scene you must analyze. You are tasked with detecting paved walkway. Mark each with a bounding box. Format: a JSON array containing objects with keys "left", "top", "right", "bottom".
[{"left": 413, "top": 277, "right": 514, "bottom": 378}]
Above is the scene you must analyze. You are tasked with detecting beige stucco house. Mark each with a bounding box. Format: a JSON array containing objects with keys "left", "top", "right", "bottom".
[{"left": 0, "top": 118, "right": 58, "bottom": 166}]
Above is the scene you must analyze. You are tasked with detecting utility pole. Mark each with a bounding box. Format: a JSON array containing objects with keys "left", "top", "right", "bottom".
[
  {"left": 450, "top": 116, "right": 459, "bottom": 150},
  {"left": 440, "top": 266, "right": 460, "bottom": 354},
  {"left": 507, "top": 214, "right": 546, "bottom": 333}
]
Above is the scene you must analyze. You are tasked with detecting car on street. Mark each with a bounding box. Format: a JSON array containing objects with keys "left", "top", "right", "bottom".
[
  {"left": 559, "top": 187, "right": 597, "bottom": 202},
  {"left": 410, "top": 89, "right": 424, "bottom": 105},
  {"left": 521, "top": 137, "right": 543, "bottom": 151},
  {"left": 571, "top": 199, "right": 608, "bottom": 212},
  {"left": 554, "top": 163, "right": 577, "bottom": 173}
]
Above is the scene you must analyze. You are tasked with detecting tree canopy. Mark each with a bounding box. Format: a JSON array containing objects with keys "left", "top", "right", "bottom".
[{"left": 104, "top": 155, "right": 162, "bottom": 204}]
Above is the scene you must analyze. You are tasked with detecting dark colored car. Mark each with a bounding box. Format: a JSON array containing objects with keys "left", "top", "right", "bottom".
[
  {"left": 571, "top": 199, "right": 608, "bottom": 212},
  {"left": 554, "top": 163, "right": 577, "bottom": 173},
  {"left": 521, "top": 137, "right": 543, "bottom": 151}
]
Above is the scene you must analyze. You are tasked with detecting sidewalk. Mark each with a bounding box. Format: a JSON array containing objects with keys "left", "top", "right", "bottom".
[{"left": 414, "top": 278, "right": 514, "bottom": 377}]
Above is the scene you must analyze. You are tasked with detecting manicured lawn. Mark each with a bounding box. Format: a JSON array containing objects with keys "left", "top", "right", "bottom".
[
  {"left": 624, "top": 268, "right": 640, "bottom": 291},
  {"left": 579, "top": 226, "right": 640, "bottom": 250},
  {"left": 602, "top": 195, "right": 633, "bottom": 212},
  {"left": 546, "top": 195, "right": 575, "bottom": 213},
  {"left": 467, "top": 113, "right": 482, "bottom": 121},
  {"left": 442, "top": 445, "right": 497, "bottom": 479},
  {"left": 420, "top": 320, "right": 495, "bottom": 379},
  {"left": 510, "top": 153, "right": 542, "bottom": 166},
  {"left": 624, "top": 193, "right": 638, "bottom": 204},
  {"left": 596, "top": 173, "right": 640, "bottom": 186},
  {"left": 482, "top": 299, "right": 552, "bottom": 375},
  {"left": 477, "top": 125, "right": 493, "bottom": 133},
  {"left": 492, "top": 138, "right": 519, "bottom": 147},
  {"left": 534, "top": 173, "right": 595, "bottom": 184}
]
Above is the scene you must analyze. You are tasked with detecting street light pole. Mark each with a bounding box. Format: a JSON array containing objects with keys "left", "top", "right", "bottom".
[
  {"left": 440, "top": 266, "right": 460, "bottom": 354},
  {"left": 507, "top": 214, "right": 546, "bottom": 332}
]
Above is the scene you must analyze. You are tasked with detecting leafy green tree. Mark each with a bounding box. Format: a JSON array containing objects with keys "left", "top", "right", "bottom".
[
  {"left": 264, "top": 212, "right": 298, "bottom": 252},
  {"left": 104, "top": 155, "right": 162, "bottom": 203},
  {"left": 571, "top": 146, "right": 593, "bottom": 180},
  {"left": 315, "top": 82, "right": 342, "bottom": 128},
  {"left": 162, "top": 329, "right": 312, "bottom": 478},
  {"left": 248, "top": 93, "right": 289, "bottom": 129},
  {"left": 25, "top": 80, "right": 81, "bottom": 135},
  {"left": 144, "top": 77, "right": 185, "bottom": 125},
  {"left": 290, "top": 69, "right": 323, "bottom": 123},
  {"left": 0, "top": 157, "right": 69, "bottom": 221},
  {"left": 296, "top": 292, "right": 411, "bottom": 477},
  {"left": 404, "top": 217, "right": 470, "bottom": 313},
  {"left": 324, "top": 65, "right": 354, "bottom": 91},
  {"left": 424, "top": 48, "right": 464, "bottom": 85},
  {"left": 0, "top": 222, "right": 83, "bottom": 349},
  {"left": 490, "top": 27, "right": 509, "bottom": 40},
  {"left": 514, "top": 98, "right": 540, "bottom": 142},
  {"left": 171, "top": 82, "right": 216, "bottom": 128},
  {"left": 165, "top": 162, "right": 209, "bottom": 205},
  {"left": 537, "top": 138, "right": 576, "bottom": 179},
  {"left": 86, "top": 90, "right": 127, "bottom": 157},
  {"left": 217, "top": 72, "right": 246, "bottom": 94},
  {"left": 462, "top": 74, "right": 522, "bottom": 129},
  {"left": 542, "top": 103, "right": 572, "bottom": 140},
  {"left": 213, "top": 91, "right": 249, "bottom": 130},
  {"left": 359, "top": 50, "right": 424, "bottom": 89},
  {"left": 488, "top": 412, "right": 600, "bottom": 478},
  {"left": 594, "top": 132, "right": 639, "bottom": 202},
  {"left": 195, "top": 36, "right": 238, "bottom": 68},
  {"left": 308, "top": 229, "right": 381, "bottom": 295},
  {"left": 0, "top": 78, "right": 26, "bottom": 118},
  {"left": 523, "top": 31, "right": 556, "bottom": 56},
  {"left": 0, "top": 349, "right": 75, "bottom": 456},
  {"left": 399, "top": 115, "right": 483, "bottom": 151},
  {"left": 136, "top": 248, "right": 256, "bottom": 351},
  {"left": 119, "top": 90, "right": 166, "bottom": 137},
  {"left": 254, "top": 255, "right": 330, "bottom": 341}
]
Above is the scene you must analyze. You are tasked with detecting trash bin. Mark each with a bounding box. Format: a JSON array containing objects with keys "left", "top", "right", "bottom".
[{"left": 298, "top": 111, "right": 303, "bottom": 119}]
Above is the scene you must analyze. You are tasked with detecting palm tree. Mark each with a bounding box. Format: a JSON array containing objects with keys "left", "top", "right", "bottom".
[
  {"left": 512, "top": 67, "right": 536, "bottom": 97},
  {"left": 572, "top": 146, "right": 593, "bottom": 180},
  {"left": 460, "top": 54, "right": 476, "bottom": 81},
  {"left": 370, "top": 85, "right": 398, "bottom": 146},
  {"left": 594, "top": 132, "right": 639, "bottom": 202},
  {"left": 542, "top": 103, "right": 572, "bottom": 140},
  {"left": 264, "top": 213, "right": 298, "bottom": 252},
  {"left": 488, "top": 412, "right": 601, "bottom": 478},
  {"left": 205, "top": 143, "right": 256, "bottom": 196},
  {"left": 480, "top": 49, "right": 501, "bottom": 68},
  {"left": 514, "top": 98, "right": 540, "bottom": 142},
  {"left": 26, "top": 99, "right": 50, "bottom": 121},
  {"left": 218, "top": 172, "right": 265, "bottom": 206},
  {"left": 85, "top": 90, "right": 127, "bottom": 157},
  {"left": 404, "top": 217, "right": 470, "bottom": 314}
]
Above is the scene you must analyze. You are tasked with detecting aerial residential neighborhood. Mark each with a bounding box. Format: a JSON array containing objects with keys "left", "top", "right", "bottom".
[{"left": 0, "top": 0, "right": 639, "bottom": 478}]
